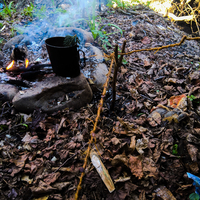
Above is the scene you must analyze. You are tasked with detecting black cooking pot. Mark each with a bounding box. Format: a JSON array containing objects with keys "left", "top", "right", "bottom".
[{"left": 45, "top": 37, "right": 85, "bottom": 77}]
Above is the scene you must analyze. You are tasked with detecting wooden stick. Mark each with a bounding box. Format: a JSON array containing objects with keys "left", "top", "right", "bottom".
[
  {"left": 111, "top": 41, "right": 126, "bottom": 110},
  {"left": 111, "top": 44, "right": 119, "bottom": 110}
]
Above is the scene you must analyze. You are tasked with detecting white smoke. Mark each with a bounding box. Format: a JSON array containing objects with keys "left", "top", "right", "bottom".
[
  {"left": 13, "top": 0, "right": 100, "bottom": 58},
  {"left": 15, "top": 0, "right": 98, "bottom": 44}
]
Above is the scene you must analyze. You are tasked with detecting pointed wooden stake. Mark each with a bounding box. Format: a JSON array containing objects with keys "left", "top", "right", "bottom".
[{"left": 90, "top": 149, "right": 115, "bottom": 193}]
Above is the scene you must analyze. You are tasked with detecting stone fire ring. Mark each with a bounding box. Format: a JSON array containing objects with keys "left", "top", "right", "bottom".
[{"left": 12, "top": 73, "right": 93, "bottom": 114}]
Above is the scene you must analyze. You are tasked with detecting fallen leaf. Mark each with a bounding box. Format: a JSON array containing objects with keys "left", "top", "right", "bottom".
[
  {"left": 31, "top": 180, "right": 56, "bottom": 195},
  {"left": 141, "top": 36, "right": 151, "bottom": 44},
  {"left": 136, "top": 138, "right": 149, "bottom": 154},
  {"left": 187, "top": 144, "right": 198, "bottom": 162},
  {"left": 43, "top": 172, "right": 61, "bottom": 185},
  {"left": 143, "top": 157, "right": 159, "bottom": 179},
  {"left": 129, "top": 156, "right": 143, "bottom": 179},
  {"left": 155, "top": 186, "right": 176, "bottom": 200}
]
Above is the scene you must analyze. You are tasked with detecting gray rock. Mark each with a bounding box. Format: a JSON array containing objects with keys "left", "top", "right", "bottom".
[
  {"left": 3, "top": 35, "right": 31, "bottom": 53},
  {"left": 84, "top": 43, "right": 104, "bottom": 63},
  {"left": 48, "top": 27, "right": 94, "bottom": 44},
  {"left": 12, "top": 73, "right": 93, "bottom": 114},
  {"left": 0, "top": 84, "right": 19, "bottom": 102},
  {"left": 92, "top": 63, "right": 108, "bottom": 88},
  {"left": 82, "top": 43, "right": 108, "bottom": 88}
]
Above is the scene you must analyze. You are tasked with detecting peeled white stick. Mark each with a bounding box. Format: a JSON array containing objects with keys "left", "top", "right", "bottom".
[{"left": 90, "top": 149, "right": 115, "bottom": 193}]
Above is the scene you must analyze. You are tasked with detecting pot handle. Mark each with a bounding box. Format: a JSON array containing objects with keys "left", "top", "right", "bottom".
[{"left": 78, "top": 49, "right": 86, "bottom": 68}]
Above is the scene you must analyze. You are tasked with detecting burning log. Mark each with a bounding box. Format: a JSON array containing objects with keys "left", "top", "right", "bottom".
[{"left": 6, "top": 61, "right": 52, "bottom": 72}]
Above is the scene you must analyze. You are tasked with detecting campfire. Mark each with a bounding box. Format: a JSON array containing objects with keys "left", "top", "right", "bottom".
[{"left": 1, "top": 27, "right": 108, "bottom": 114}]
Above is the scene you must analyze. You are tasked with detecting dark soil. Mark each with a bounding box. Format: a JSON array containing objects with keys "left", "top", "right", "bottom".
[{"left": 0, "top": 1, "right": 200, "bottom": 200}]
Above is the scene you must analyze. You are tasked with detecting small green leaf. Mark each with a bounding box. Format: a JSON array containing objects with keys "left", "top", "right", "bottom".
[
  {"left": 189, "top": 193, "right": 200, "bottom": 200},
  {"left": 172, "top": 144, "right": 178, "bottom": 155}
]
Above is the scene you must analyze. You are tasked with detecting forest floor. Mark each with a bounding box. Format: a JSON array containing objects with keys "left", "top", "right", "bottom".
[{"left": 0, "top": 1, "right": 200, "bottom": 200}]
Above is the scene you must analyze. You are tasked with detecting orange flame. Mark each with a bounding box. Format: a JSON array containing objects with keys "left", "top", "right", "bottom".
[
  {"left": 25, "top": 58, "right": 29, "bottom": 68},
  {"left": 6, "top": 60, "right": 15, "bottom": 70}
]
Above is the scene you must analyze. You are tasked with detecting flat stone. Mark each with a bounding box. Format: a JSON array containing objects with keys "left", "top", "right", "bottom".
[
  {"left": 12, "top": 73, "right": 93, "bottom": 114},
  {"left": 0, "top": 84, "right": 19, "bottom": 102}
]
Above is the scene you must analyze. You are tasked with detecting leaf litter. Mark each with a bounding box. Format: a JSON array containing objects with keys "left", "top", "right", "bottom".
[{"left": 0, "top": 3, "right": 200, "bottom": 200}]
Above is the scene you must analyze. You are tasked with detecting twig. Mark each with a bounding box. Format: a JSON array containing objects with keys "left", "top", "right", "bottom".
[
  {"left": 111, "top": 41, "right": 126, "bottom": 110},
  {"left": 74, "top": 53, "right": 115, "bottom": 200},
  {"left": 119, "top": 35, "right": 200, "bottom": 56},
  {"left": 111, "top": 44, "right": 119, "bottom": 110}
]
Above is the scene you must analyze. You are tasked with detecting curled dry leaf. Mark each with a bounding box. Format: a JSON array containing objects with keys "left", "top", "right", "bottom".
[
  {"left": 30, "top": 180, "right": 56, "bottom": 195},
  {"left": 111, "top": 154, "right": 128, "bottom": 167},
  {"left": 136, "top": 138, "right": 149, "bottom": 154},
  {"left": 130, "top": 136, "right": 136, "bottom": 151},
  {"left": 188, "top": 162, "right": 199, "bottom": 174},
  {"left": 43, "top": 172, "right": 61, "bottom": 185},
  {"left": 167, "top": 94, "right": 187, "bottom": 111},
  {"left": 186, "top": 134, "right": 200, "bottom": 145},
  {"left": 155, "top": 186, "right": 176, "bottom": 200},
  {"left": 111, "top": 137, "right": 120, "bottom": 145},
  {"left": 52, "top": 182, "right": 71, "bottom": 190},
  {"left": 128, "top": 156, "right": 143, "bottom": 179},
  {"left": 44, "top": 128, "right": 55, "bottom": 143},
  {"left": 187, "top": 144, "right": 198, "bottom": 162},
  {"left": 143, "top": 157, "right": 159, "bottom": 179}
]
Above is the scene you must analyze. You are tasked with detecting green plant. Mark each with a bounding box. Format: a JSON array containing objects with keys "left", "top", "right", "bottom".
[
  {"left": 63, "top": 35, "right": 80, "bottom": 47},
  {"left": 188, "top": 95, "right": 196, "bottom": 101},
  {"left": 0, "top": 0, "right": 16, "bottom": 18},
  {"left": 189, "top": 193, "right": 200, "bottom": 200},
  {"left": 10, "top": 27, "right": 16, "bottom": 37},
  {"left": 118, "top": 47, "right": 128, "bottom": 64},
  {"left": 21, "top": 2, "right": 34, "bottom": 17},
  {"left": 172, "top": 144, "right": 178, "bottom": 155},
  {"left": 0, "top": 38, "right": 4, "bottom": 44},
  {"left": 33, "top": 5, "right": 47, "bottom": 19}
]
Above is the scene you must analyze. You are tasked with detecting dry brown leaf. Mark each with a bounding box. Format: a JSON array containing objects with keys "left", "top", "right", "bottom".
[
  {"left": 167, "top": 94, "right": 187, "bottom": 111},
  {"left": 139, "top": 190, "right": 146, "bottom": 200},
  {"left": 141, "top": 36, "right": 151, "bottom": 44},
  {"left": 130, "top": 136, "right": 136, "bottom": 151},
  {"left": 143, "top": 157, "right": 159, "bottom": 179},
  {"left": 43, "top": 172, "right": 61, "bottom": 185},
  {"left": 187, "top": 144, "right": 198, "bottom": 162},
  {"left": 44, "top": 128, "right": 55, "bottom": 142},
  {"left": 136, "top": 138, "right": 149, "bottom": 154},
  {"left": 52, "top": 182, "right": 70, "bottom": 190},
  {"left": 128, "top": 156, "right": 143, "bottom": 179},
  {"left": 30, "top": 180, "right": 56, "bottom": 195},
  {"left": 155, "top": 186, "right": 176, "bottom": 200},
  {"left": 111, "top": 154, "right": 128, "bottom": 167},
  {"left": 111, "top": 137, "right": 120, "bottom": 145},
  {"left": 13, "top": 153, "right": 29, "bottom": 168}
]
